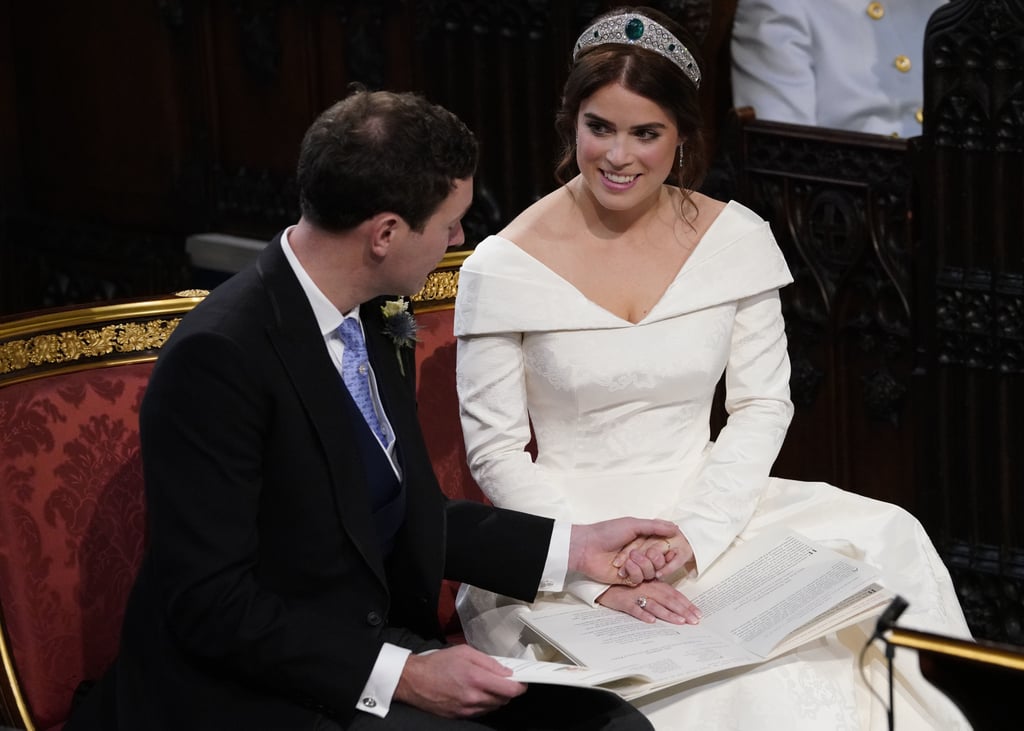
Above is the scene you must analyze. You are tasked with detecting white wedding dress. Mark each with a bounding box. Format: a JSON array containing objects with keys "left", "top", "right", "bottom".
[{"left": 452, "top": 201, "right": 972, "bottom": 730}]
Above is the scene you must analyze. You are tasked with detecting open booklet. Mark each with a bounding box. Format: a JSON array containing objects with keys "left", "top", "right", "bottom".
[{"left": 505, "top": 528, "right": 893, "bottom": 699}]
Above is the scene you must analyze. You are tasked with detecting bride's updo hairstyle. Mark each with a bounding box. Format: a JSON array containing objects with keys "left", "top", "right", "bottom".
[{"left": 555, "top": 6, "right": 707, "bottom": 217}]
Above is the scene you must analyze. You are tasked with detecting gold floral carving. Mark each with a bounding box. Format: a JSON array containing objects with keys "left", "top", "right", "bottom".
[
  {"left": 412, "top": 270, "right": 460, "bottom": 303},
  {"left": 0, "top": 318, "right": 182, "bottom": 376}
]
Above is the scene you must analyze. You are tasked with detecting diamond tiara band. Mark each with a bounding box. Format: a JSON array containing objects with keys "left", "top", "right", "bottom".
[{"left": 573, "top": 13, "right": 701, "bottom": 88}]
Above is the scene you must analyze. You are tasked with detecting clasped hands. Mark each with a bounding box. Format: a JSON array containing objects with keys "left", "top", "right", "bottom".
[
  {"left": 395, "top": 517, "right": 700, "bottom": 720},
  {"left": 571, "top": 517, "right": 703, "bottom": 627}
]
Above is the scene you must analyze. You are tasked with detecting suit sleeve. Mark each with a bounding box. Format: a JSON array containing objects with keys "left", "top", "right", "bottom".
[
  {"left": 730, "top": 0, "right": 817, "bottom": 125},
  {"left": 443, "top": 498, "right": 554, "bottom": 601}
]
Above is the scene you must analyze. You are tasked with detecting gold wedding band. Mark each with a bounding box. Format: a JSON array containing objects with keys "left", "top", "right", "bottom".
[{"left": 636, "top": 595, "right": 648, "bottom": 609}]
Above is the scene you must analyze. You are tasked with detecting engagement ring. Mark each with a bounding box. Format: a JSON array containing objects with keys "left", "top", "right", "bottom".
[{"left": 636, "top": 595, "right": 648, "bottom": 609}]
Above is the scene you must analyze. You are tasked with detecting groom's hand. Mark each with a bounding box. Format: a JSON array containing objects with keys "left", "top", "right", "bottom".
[
  {"left": 395, "top": 645, "right": 526, "bottom": 718},
  {"left": 615, "top": 533, "right": 695, "bottom": 582},
  {"left": 568, "top": 518, "right": 688, "bottom": 586}
]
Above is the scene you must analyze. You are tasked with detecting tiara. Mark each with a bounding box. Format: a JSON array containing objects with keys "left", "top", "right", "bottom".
[{"left": 573, "top": 13, "right": 701, "bottom": 88}]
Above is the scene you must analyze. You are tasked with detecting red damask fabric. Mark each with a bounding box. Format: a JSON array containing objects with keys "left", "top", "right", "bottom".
[
  {"left": 0, "top": 363, "right": 151, "bottom": 730},
  {"left": 414, "top": 309, "right": 486, "bottom": 508}
]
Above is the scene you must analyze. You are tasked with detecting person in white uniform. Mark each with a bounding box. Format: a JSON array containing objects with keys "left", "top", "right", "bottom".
[
  {"left": 731, "top": 0, "right": 947, "bottom": 138},
  {"left": 454, "top": 6, "right": 974, "bottom": 729}
]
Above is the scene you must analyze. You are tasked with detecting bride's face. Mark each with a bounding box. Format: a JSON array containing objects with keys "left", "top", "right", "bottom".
[{"left": 575, "top": 82, "right": 681, "bottom": 212}]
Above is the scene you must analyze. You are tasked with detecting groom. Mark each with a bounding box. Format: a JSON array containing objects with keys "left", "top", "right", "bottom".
[{"left": 64, "top": 88, "right": 685, "bottom": 730}]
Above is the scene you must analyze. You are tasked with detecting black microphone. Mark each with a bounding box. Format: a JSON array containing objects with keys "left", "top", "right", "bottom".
[{"left": 874, "top": 595, "right": 909, "bottom": 638}]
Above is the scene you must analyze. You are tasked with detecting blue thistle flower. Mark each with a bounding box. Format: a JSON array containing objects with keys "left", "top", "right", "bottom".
[{"left": 381, "top": 298, "right": 419, "bottom": 374}]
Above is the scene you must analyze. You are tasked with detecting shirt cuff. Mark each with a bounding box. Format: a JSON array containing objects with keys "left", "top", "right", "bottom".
[
  {"left": 356, "top": 643, "right": 411, "bottom": 717},
  {"left": 537, "top": 519, "right": 571, "bottom": 593},
  {"left": 564, "top": 576, "right": 612, "bottom": 606}
]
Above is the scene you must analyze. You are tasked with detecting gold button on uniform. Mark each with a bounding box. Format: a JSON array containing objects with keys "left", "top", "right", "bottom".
[
  {"left": 867, "top": 2, "right": 885, "bottom": 20},
  {"left": 895, "top": 55, "right": 911, "bottom": 73},
  {"left": 915, "top": 108, "right": 924, "bottom": 124}
]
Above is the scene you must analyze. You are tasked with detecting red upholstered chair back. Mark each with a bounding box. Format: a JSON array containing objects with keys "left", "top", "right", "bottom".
[
  {"left": 414, "top": 308, "right": 485, "bottom": 506},
  {"left": 0, "top": 293, "right": 206, "bottom": 731},
  {"left": 412, "top": 251, "right": 487, "bottom": 638}
]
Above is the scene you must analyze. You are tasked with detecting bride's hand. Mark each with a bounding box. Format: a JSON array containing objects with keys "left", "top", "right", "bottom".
[
  {"left": 596, "top": 581, "right": 702, "bottom": 625},
  {"left": 616, "top": 532, "right": 695, "bottom": 580}
]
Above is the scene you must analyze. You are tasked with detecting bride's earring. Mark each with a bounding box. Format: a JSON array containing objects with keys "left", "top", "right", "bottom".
[{"left": 678, "top": 144, "right": 684, "bottom": 171}]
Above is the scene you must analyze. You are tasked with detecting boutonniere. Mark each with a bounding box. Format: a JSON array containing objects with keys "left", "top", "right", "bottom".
[{"left": 381, "top": 297, "right": 419, "bottom": 375}]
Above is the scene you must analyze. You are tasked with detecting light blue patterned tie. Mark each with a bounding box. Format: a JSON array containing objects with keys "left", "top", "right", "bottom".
[{"left": 338, "top": 318, "right": 389, "bottom": 446}]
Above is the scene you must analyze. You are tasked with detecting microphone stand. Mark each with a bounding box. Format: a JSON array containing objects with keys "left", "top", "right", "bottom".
[
  {"left": 871, "top": 595, "right": 909, "bottom": 731},
  {"left": 886, "top": 634, "right": 896, "bottom": 730}
]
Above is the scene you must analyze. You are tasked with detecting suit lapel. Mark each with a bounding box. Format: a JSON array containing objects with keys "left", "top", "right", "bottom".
[
  {"left": 256, "top": 239, "right": 389, "bottom": 588},
  {"left": 362, "top": 298, "right": 447, "bottom": 595},
  {"left": 360, "top": 299, "right": 418, "bottom": 444}
]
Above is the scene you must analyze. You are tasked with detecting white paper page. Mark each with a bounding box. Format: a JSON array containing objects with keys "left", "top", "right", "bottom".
[
  {"left": 522, "top": 604, "right": 759, "bottom": 685},
  {"left": 682, "top": 529, "right": 881, "bottom": 657},
  {"left": 520, "top": 529, "right": 888, "bottom": 697},
  {"left": 494, "top": 656, "right": 651, "bottom": 689},
  {"left": 776, "top": 582, "right": 891, "bottom": 653}
]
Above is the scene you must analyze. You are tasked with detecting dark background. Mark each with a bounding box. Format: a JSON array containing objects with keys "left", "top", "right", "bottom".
[
  {"left": 0, "top": 0, "right": 737, "bottom": 313},
  {"left": 2, "top": 0, "right": 1022, "bottom": 646}
]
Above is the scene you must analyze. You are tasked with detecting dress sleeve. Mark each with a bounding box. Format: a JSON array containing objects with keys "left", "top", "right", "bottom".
[
  {"left": 457, "top": 327, "right": 614, "bottom": 605},
  {"left": 457, "top": 330, "right": 571, "bottom": 522},
  {"left": 730, "top": 0, "right": 817, "bottom": 125},
  {"left": 674, "top": 288, "right": 794, "bottom": 573}
]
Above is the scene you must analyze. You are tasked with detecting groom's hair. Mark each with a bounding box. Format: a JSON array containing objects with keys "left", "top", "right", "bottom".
[{"left": 297, "top": 85, "right": 478, "bottom": 233}]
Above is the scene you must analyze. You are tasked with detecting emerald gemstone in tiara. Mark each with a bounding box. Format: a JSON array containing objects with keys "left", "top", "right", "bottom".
[{"left": 573, "top": 13, "right": 701, "bottom": 88}]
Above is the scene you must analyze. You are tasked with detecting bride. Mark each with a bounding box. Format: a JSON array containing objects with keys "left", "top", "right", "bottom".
[{"left": 452, "top": 6, "right": 972, "bottom": 730}]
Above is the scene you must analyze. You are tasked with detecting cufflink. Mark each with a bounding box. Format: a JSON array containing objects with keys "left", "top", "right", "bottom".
[{"left": 361, "top": 697, "right": 378, "bottom": 708}]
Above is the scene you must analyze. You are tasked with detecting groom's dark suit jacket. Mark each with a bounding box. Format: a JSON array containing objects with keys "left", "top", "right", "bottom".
[{"left": 67, "top": 235, "right": 554, "bottom": 730}]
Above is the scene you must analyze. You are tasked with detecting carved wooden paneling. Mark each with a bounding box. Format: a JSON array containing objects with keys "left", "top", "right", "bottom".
[
  {"left": 0, "top": 0, "right": 199, "bottom": 313},
  {"left": 914, "top": 0, "right": 1024, "bottom": 644},
  {"left": 0, "top": 1, "right": 18, "bottom": 207},
  {"left": 412, "top": 0, "right": 575, "bottom": 236},
  {"left": 1, "top": 0, "right": 728, "bottom": 315},
  {"left": 194, "top": 1, "right": 718, "bottom": 241},
  {"left": 945, "top": 542, "right": 1024, "bottom": 645},
  {"left": 2, "top": 214, "right": 190, "bottom": 313},
  {"left": 735, "top": 122, "right": 917, "bottom": 508},
  {"left": 410, "top": 0, "right": 716, "bottom": 241},
  {"left": 5, "top": 2, "right": 191, "bottom": 229}
]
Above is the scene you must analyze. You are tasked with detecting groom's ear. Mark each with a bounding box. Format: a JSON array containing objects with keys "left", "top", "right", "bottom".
[{"left": 367, "top": 212, "right": 407, "bottom": 257}]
